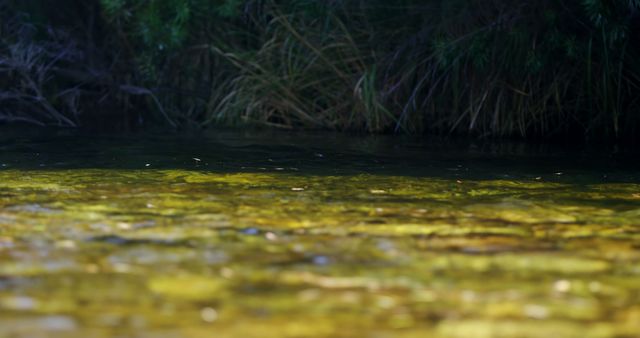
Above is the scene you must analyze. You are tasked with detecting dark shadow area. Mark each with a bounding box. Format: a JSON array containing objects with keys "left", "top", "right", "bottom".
[{"left": 2, "top": 127, "right": 639, "bottom": 184}]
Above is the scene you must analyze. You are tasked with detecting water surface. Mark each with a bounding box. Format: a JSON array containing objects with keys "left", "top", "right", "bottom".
[{"left": 1, "top": 130, "right": 639, "bottom": 338}]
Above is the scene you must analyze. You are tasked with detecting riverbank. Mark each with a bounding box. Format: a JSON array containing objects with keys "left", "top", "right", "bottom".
[{"left": 2, "top": 1, "right": 640, "bottom": 142}]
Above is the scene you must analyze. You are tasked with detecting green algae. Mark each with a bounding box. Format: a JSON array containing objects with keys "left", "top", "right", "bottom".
[{"left": 1, "top": 138, "right": 640, "bottom": 338}]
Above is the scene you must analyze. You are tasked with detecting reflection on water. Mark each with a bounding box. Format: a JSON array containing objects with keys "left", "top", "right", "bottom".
[{"left": 1, "top": 129, "right": 639, "bottom": 337}]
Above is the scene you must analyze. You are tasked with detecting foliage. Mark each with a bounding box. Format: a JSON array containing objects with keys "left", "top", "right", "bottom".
[{"left": 2, "top": 0, "right": 640, "bottom": 141}]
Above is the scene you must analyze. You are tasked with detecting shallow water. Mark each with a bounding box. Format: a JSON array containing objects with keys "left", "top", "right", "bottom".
[{"left": 1, "top": 130, "right": 639, "bottom": 338}]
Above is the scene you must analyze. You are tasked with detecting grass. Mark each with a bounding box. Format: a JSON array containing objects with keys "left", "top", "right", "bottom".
[
  {"left": 2, "top": 0, "right": 640, "bottom": 142},
  {"left": 208, "top": 7, "right": 394, "bottom": 132}
]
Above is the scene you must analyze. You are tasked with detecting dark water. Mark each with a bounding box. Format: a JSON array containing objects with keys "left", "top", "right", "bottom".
[{"left": 1, "top": 129, "right": 639, "bottom": 338}]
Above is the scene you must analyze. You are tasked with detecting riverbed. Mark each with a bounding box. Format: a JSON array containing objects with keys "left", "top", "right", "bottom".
[{"left": 1, "top": 130, "right": 639, "bottom": 337}]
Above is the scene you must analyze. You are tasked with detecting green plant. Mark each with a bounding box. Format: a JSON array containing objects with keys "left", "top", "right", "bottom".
[
  {"left": 209, "top": 3, "right": 393, "bottom": 132},
  {"left": 2, "top": 0, "right": 639, "bottom": 142}
]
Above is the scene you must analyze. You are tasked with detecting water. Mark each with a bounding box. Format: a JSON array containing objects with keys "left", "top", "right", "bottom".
[{"left": 1, "top": 129, "right": 639, "bottom": 338}]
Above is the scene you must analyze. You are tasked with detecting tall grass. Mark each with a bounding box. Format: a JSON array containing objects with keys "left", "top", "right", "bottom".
[
  {"left": 209, "top": 5, "right": 393, "bottom": 132},
  {"left": 353, "top": 0, "right": 640, "bottom": 140},
  {"left": 3, "top": 0, "right": 640, "bottom": 142}
]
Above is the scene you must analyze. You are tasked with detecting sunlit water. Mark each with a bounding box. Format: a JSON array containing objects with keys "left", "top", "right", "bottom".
[{"left": 1, "top": 129, "right": 639, "bottom": 338}]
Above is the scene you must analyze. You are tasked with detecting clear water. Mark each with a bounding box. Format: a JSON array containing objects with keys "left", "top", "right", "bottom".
[{"left": 1, "top": 129, "right": 639, "bottom": 338}]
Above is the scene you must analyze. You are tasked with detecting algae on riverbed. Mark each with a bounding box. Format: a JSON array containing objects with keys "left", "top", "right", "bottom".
[{"left": 1, "top": 135, "right": 640, "bottom": 338}]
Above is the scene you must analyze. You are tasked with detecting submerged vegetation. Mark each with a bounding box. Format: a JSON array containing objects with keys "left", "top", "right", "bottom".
[{"left": 1, "top": 0, "right": 640, "bottom": 140}]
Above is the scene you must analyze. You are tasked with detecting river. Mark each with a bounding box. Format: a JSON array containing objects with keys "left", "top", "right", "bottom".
[{"left": 1, "top": 129, "right": 639, "bottom": 337}]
